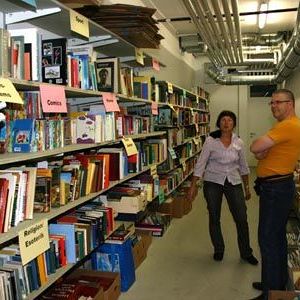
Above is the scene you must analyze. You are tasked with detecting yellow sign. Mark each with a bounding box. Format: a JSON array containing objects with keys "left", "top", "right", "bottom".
[
  {"left": 70, "top": 10, "right": 89, "bottom": 39},
  {"left": 0, "top": 78, "right": 23, "bottom": 104},
  {"left": 135, "top": 48, "right": 144, "bottom": 65},
  {"left": 168, "top": 104, "right": 176, "bottom": 112},
  {"left": 122, "top": 137, "right": 138, "bottom": 156},
  {"left": 167, "top": 82, "right": 173, "bottom": 94},
  {"left": 150, "top": 165, "right": 157, "bottom": 176},
  {"left": 19, "top": 219, "right": 50, "bottom": 265}
]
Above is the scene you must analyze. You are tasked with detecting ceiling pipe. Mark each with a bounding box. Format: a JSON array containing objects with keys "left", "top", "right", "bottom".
[
  {"left": 190, "top": 0, "right": 227, "bottom": 65},
  {"left": 221, "top": 0, "right": 240, "bottom": 63},
  {"left": 231, "top": 0, "right": 243, "bottom": 62},
  {"left": 242, "top": 33, "right": 285, "bottom": 46},
  {"left": 182, "top": 0, "right": 220, "bottom": 66},
  {"left": 210, "top": 0, "right": 235, "bottom": 64}
]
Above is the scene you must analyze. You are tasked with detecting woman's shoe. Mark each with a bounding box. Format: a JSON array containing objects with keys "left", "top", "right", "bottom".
[
  {"left": 213, "top": 252, "right": 224, "bottom": 261},
  {"left": 242, "top": 254, "right": 259, "bottom": 265}
]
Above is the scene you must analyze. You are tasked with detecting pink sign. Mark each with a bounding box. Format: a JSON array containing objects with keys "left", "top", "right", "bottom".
[
  {"left": 102, "top": 92, "right": 120, "bottom": 112},
  {"left": 152, "top": 58, "right": 160, "bottom": 71},
  {"left": 39, "top": 84, "right": 67, "bottom": 113},
  {"left": 151, "top": 102, "right": 158, "bottom": 115}
]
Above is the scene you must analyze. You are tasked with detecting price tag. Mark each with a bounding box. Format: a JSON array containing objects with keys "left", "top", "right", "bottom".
[
  {"left": 168, "top": 147, "right": 177, "bottom": 159},
  {"left": 0, "top": 78, "right": 23, "bottom": 104},
  {"left": 122, "top": 137, "right": 138, "bottom": 156},
  {"left": 135, "top": 48, "right": 144, "bottom": 65},
  {"left": 40, "top": 84, "right": 67, "bottom": 113},
  {"left": 167, "top": 82, "right": 173, "bottom": 94},
  {"left": 102, "top": 92, "right": 120, "bottom": 112},
  {"left": 151, "top": 102, "right": 158, "bottom": 115},
  {"left": 19, "top": 219, "right": 50, "bottom": 265},
  {"left": 70, "top": 10, "right": 89, "bottom": 39},
  {"left": 150, "top": 165, "right": 157, "bottom": 176},
  {"left": 152, "top": 58, "right": 160, "bottom": 71}
]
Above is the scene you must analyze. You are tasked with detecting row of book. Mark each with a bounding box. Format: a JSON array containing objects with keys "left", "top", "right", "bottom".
[
  {"left": 0, "top": 140, "right": 166, "bottom": 233},
  {"left": 1, "top": 92, "right": 159, "bottom": 153},
  {"left": 0, "top": 201, "right": 114, "bottom": 299},
  {"left": 167, "top": 128, "right": 204, "bottom": 148}
]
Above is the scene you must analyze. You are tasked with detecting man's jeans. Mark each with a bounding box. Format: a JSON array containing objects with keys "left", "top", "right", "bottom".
[
  {"left": 203, "top": 179, "right": 253, "bottom": 258},
  {"left": 258, "top": 177, "right": 295, "bottom": 297}
]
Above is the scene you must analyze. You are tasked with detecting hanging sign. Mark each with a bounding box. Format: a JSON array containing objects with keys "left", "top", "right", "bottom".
[
  {"left": 152, "top": 58, "right": 160, "bottom": 71},
  {"left": 151, "top": 102, "right": 158, "bottom": 115},
  {"left": 19, "top": 219, "right": 50, "bottom": 265},
  {"left": 40, "top": 84, "right": 67, "bottom": 113},
  {"left": 167, "top": 82, "right": 173, "bottom": 94},
  {"left": 102, "top": 92, "right": 120, "bottom": 112},
  {"left": 122, "top": 137, "right": 138, "bottom": 156},
  {"left": 0, "top": 78, "right": 23, "bottom": 104},
  {"left": 150, "top": 165, "right": 157, "bottom": 176},
  {"left": 135, "top": 48, "right": 144, "bottom": 66},
  {"left": 70, "top": 10, "right": 89, "bottom": 39}
]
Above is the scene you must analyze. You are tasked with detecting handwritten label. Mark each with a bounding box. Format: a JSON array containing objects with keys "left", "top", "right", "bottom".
[
  {"left": 167, "top": 82, "right": 173, "bottom": 94},
  {"left": 0, "top": 78, "right": 23, "bottom": 104},
  {"left": 150, "top": 165, "right": 157, "bottom": 176},
  {"left": 168, "top": 147, "right": 177, "bottom": 159},
  {"left": 40, "top": 84, "right": 67, "bottom": 113},
  {"left": 102, "top": 92, "right": 120, "bottom": 112},
  {"left": 151, "top": 102, "right": 158, "bottom": 115},
  {"left": 19, "top": 219, "right": 50, "bottom": 265},
  {"left": 70, "top": 10, "right": 89, "bottom": 39},
  {"left": 135, "top": 48, "right": 144, "bottom": 66},
  {"left": 122, "top": 137, "right": 138, "bottom": 156},
  {"left": 152, "top": 58, "right": 160, "bottom": 71}
]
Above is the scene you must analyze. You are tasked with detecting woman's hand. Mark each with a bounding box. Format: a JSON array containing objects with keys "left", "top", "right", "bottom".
[{"left": 244, "top": 187, "right": 251, "bottom": 200}]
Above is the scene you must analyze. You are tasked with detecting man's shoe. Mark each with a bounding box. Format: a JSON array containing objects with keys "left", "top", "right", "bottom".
[
  {"left": 252, "top": 282, "right": 263, "bottom": 291},
  {"left": 249, "top": 293, "right": 264, "bottom": 300},
  {"left": 243, "top": 254, "right": 259, "bottom": 265},
  {"left": 213, "top": 252, "right": 224, "bottom": 261}
]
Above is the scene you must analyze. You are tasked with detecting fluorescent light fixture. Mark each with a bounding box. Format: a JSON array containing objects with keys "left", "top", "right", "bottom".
[{"left": 258, "top": 2, "right": 268, "bottom": 29}]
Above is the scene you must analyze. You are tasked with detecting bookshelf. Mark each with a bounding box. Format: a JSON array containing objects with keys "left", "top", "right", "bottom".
[
  {"left": 0, "top": 1, "right": 170, "bottom": 299},
  {"left": 154, "top": 80, "right": 210, "bottom": 214}
]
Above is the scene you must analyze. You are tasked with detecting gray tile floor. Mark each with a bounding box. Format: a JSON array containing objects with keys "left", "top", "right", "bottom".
[{"left": 120, "top": 171, "right": 262, "bottom": 300}]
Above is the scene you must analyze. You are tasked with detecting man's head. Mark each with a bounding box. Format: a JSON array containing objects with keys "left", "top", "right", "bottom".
[
  {"left": 270, "top": 89, "right": 295, "bottom": 121},
  {"left": 99, "top": 68, "right": 109, "bottom": 85}
]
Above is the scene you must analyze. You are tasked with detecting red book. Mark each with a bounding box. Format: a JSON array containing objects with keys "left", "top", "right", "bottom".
[
  {"left": 0, "top": 179, "right": 9, "bottom": 233},
  {"left": 50, "top": 234, "right": 67, "bottom": 266}
]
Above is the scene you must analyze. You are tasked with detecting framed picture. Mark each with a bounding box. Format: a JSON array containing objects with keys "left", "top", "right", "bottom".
[{"left": 94, "top": 57, "right": 119, "bottom": 93}]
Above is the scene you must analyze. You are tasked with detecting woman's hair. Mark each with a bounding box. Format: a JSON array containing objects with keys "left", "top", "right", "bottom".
[{"left": 216, "top": 110, "right": 237, "bottom": 128}]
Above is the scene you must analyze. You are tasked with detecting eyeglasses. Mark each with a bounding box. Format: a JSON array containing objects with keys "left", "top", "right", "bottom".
[{"left": 268, "top": 100, "right": 291, "bottom": 106}]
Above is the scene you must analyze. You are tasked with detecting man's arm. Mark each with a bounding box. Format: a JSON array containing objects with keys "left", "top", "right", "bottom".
[{"left": 250, "top": 135, "right": 275, "bottom": 154}]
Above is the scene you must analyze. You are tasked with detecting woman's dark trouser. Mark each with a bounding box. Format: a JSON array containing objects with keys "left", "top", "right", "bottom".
[
  {"left": 203, "top": 180, "right": 253, "bottom": 258},
  {"left": 258, "top": 178, "right": 295, "bottom": 298}
]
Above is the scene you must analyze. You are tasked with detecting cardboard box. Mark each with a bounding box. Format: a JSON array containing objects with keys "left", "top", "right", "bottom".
[
  {"left": 157, "top": 198, "right": 173, "bottom": 215},
  {"left": 268, "top": 290, "right": 300, "bottom": 300},
  {"left": 140, "top": 231, "right": 152, "bottom": 251},
  {"left": 172, "top": 194, "right": 185, "bottom": 218},
  {"left": 132, "top": 238, "right": 147, "bottom": 269},
  {"left": 67, "top": 269, "right": 121, "bottom": 300}
]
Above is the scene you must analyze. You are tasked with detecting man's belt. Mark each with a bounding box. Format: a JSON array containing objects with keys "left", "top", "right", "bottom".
[{"left": 257, "top": 173, "right": 294, "bottom": 182}]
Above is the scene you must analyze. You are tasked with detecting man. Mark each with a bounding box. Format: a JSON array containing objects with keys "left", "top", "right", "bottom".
[{"left": 250, "top": 89, "right": 300, "bottom": 300}]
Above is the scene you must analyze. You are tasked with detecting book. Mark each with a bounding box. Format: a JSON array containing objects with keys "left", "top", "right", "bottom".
[
  {"left": 12, "top": 119, "right": 35, "bottom": 153},
  {"left": 94, "top": 57, "right": 120, "bottom": 93},
  {"left": 41, "top": 38, "right": 67, "bottom": 85}
]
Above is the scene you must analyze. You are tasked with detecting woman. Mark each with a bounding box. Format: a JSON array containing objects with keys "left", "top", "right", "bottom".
[{"left": 189, "top": 110, "right": 258, "bottom": 265}]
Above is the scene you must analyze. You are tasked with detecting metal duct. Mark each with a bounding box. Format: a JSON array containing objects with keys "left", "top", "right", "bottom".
[{"left": 242, "top": 33, "right": 285, "bottom": 46}]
